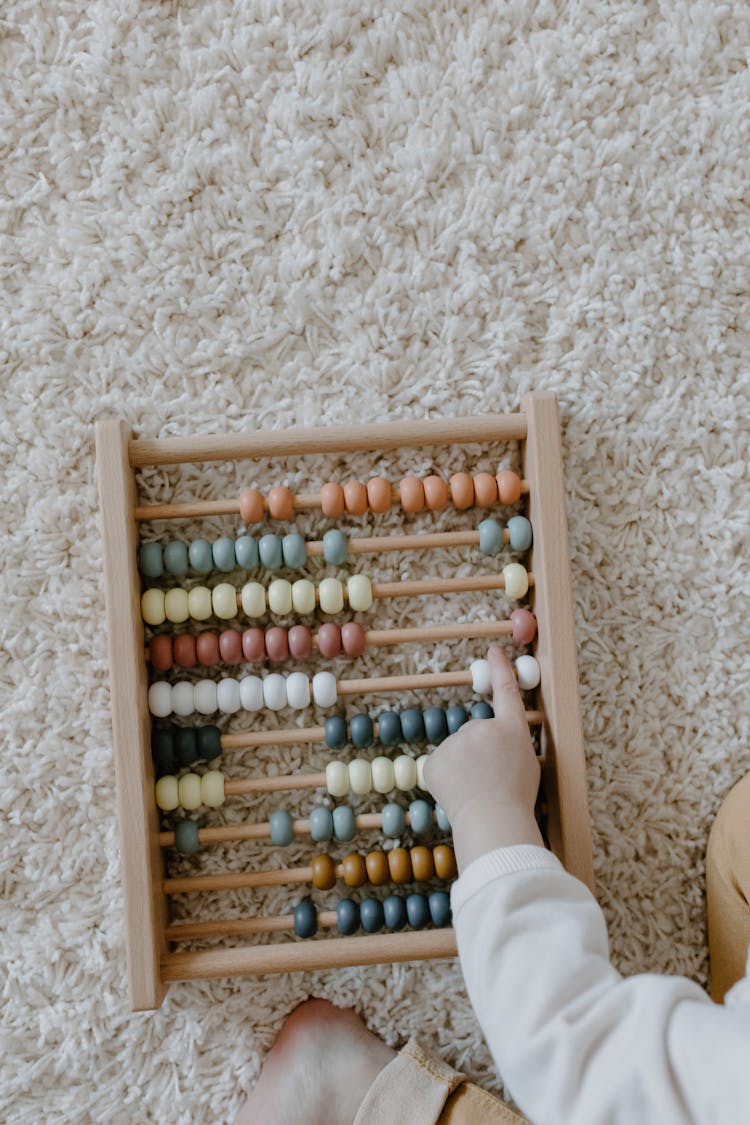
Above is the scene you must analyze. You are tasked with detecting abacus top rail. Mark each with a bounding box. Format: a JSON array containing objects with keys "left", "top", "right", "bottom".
[{"left": 128, "top": 413, "right": 528, "bottom": 467}]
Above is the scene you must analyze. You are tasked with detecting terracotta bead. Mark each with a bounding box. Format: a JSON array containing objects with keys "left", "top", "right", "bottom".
[
  {"left": 342, "top": 852, "right": 367, "bottom": 888},
  {"left": 219, "top": 629, "right": 243, "bottom": 665},
  {"left": 238, "top": 487, "right": 264, "bottom": 524},
  {"left": 320, "top": 482, "right": 345, "bottom": 518},
  {"left": 242, "top": 627, "right": 266, "bottom": 662},
  {"left": 387, "top": 847, "right": 413, "bottom": 884},
  {"left": 433, "top": 844, "right": 457, "bottom": 880},
  {"left": 449, "top": 472, "right": 474, "bottom": 510},
  {"left": 473, "top": 471, "right": 498, "bottom": 507},
  {"left": 341, "top": 622, "right": 366, "bottom": 657},
  {"left": 317, "top": 623, "right": 342, "bottom": 658},
  {"left": 510, "top": 608, "right": 538, "bottom": 646},
  {"left": 310, "top": 853, "right": 337, "bottom": 891},
  {"left": 288, "top": 624, "right": 313, "bottom": 659},
  {"left": 172, "top": 633, "right": 197, "bottom": 668},
  {"left": 196, "top": 632, "right": 220, "bottom": 666},
  {"left": 496, "top": 469, "right": 522, "bottom": 506},
  {"left": 265, "top": 625, "right": 289, "bottom": 662},
  {"left": 343, "top": 480, "right": 368, "bottom": 515},
  {"left": 399, "top": 476, "right": 425, "bottom": 513},
  {"left": 410, "top": 845, "right": 435, "bottom": 883},
  {"left": 365, "top": 851, "right": 390, "bottom": 886},
  {"left": 150, "top": 635, "right": 174, "bottom": 672},
  {"left": 366, "top": 476, "right": 392, "bottom": 513},
  {"left": 267, "top": 485, "right": 294, "bottom": 521},
  {"left": 423, "top": 475, "right": 449, "bottom": 510}
]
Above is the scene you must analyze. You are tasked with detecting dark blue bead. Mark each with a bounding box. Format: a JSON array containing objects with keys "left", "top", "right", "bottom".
[
  {"left": 422, "top": 707, "right": 448, "bottom": 745},
  {"left": 383, "top": 895, "right": 407, "bottom": 931},
  {"left": 174, "top": 819, "right": 200, "bottom": 855},
  {"left": 445, "top": 705, "right": 469, "bottom": 734},
  {"left": 336, "top": 898, "right": 360, "bottom": 935},
  {"left": 400, "top": 708, "right": 426, "bottom": 743},
  {"left": 471, "top": 702, "right": 494, "bottom": 721},
  {"left": 406, "top": 894, "right": 430, "bottom": 930},
  {"left": 350, "top": 713, "right": 374, "bottom": 749},
  {"left": 377, "top": 711, "right": 402, "bottom": 746},
  {"left": 174, "top": 727, "right": 198, "bottom": 766},
  {"left": 197, "top": 725, "right": 222, "bottom": 761},
  {"left": 293, "top": 899, "right": 318, "bottom": 939},
  {"left": 151, "top": 728, "right": 174, "bottom": 772},
  {"left": 428, "top": 891, "right": 452, "bottom": 928},
  {"left": 325, "top": 715, "right": 348, "bottom": 750},
  {"left": 360, "top": 898, "right": 385, "bottom": 934}
]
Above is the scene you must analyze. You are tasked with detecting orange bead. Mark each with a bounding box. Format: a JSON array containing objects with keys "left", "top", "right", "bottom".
[
  {"left": 311, "top": 854, "right": 336, "bottom": 891},
  {"left": 433, "top": 844, "right": 457, "bottom": 880},
  {"left": 320, "top": 482, "right": 345, "bottom": 518},
  {"left": 399, "top": 476, "right": 425, "bottom": 513},
  {"left": 343, "top": 480, "right": 368, "bottom": 516},
  {"left": 449, "top": 472, "right": 474, "bottom": 510},
  {"left": 387, "top": 846, "right": 413, "bottom": 884},
  {"left": 342, "top": 852, "right": 367, "bottom": 888},
  {"left": 410, "top": 845, "right": 435, "bottom": 882},
  {"left": 366, "top": 476, "right": 392, "bottom": 513},
  {"left": 496, "top": 470, "right": 522, "bottom": 506},
  {"left": 365, "top": 851, "right": 389, "bottom": 886},
  {"left": 238, "top": 487, "right": 264, "bottom": 524},
  {"left": 473, "top": 472, "right": 498, "bottom": 507},
  {"left": 267, "top": 485, "right": 294, "bottom": 520},
  {"left": 423, "top": 475, "right": 449, "bottom": 511}
]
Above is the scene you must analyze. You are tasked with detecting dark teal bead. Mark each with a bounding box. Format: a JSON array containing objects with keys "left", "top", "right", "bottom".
[
  {"left": 174, "top": 819, "right": 200, "bottom": 855},
  {"left": 383, "top": 894, "right": 407, "bottom": 931},
  {"left": 163, "top": 540, "right": 189, "bottom": 577},
  {"left": 322, "top": 529, "right": 348, "bottom": 565},
  {"left": 377, "top": 711, "right": 402, "bottom": 746},
  {"left": 478, "top": 518, "right": 504, "bottom": 555},
  {"left": 235, "top": 535, "right": 259, "bottom": 569},
  {"left": 446, "top": 705, "right": 469, "bottom": 734},
  {"left": 309, "top": 807, "right": 334, "bottom": 843},
  {"left": 188, "top": 538, "right": 214, "bottom": 574},
  {"left": 332, "top": 805, "right": 356, "bottom": 842},
  {"left": 270, "top": 810, "right": 294, "bottom": 846},
  {"left": 406, "top": 894, "right": 429, "bottom": 930},
  {"left": 325, "top": 716, "right": 348, "bottom": 750},
  {"left": 139, "top": 542, "right": 163, "bottom": 579},
  {"left": 423, "top": 707, "right": 448, "bottom": 744},
  {"left": 175, "top": 727, "right": 199, "bottom": 766},
  {"left": 507, "top": 515, "right": 533, "bottom": 552},
  {"left": 259, "top": 534, "right": 282, "bottom": 570},
  {"left": 294, "top": 899, "right": 318, "bottom": 939},
  {"left": 360, "top": 898, "right": 384, "bottom": 933},
  {"left": 381, "top": 803, "right": 406, "bottom": 838},
  {"left": 471, "top": 702, "right": 494, "bottom": 720},
  {"left": 409, "top": 799, "right": 433, "bottom": 837},
  {"left": 400, "top": 708, "right": 425, "bottom": 743},
  {"left": 435, "top": 804, "right": 451, "bottom": 832},
  {"left": 151, "top": 728, "right": 174, "bottom": 772},
  {"left": 336, "top": 898, "right": 359, "bottom": 935},
  {"left": 282, "top": 533, "right": 307, "bottom": 569},
  {"left": 428, "top": 891, "right": 452, "bottom": 928},
  {"left": 350, "top": 713, "right": 373, "bottom": 749},
  {"left": 212, "top": 537, "right": 237, "bottom": 572},
  {"left": 197, "top": 725, "right": 222, "bottom": 761}
]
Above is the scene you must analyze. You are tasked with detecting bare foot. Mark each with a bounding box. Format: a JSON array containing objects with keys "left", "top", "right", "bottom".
[{"left": 235, "top": 998, "right": 396, "bottom": 1125}]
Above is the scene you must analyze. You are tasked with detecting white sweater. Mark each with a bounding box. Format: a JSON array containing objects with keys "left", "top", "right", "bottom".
[{"left": 451, "top": 846, "right": 750, "bottom": 1125}]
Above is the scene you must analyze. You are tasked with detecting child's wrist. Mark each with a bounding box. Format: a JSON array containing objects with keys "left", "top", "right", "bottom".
[{"left": 450, "top": 796, "right": 543, "bottom": 872}]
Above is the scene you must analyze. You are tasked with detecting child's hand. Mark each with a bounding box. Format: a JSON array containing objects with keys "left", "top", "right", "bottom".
[{"left": 423, "top": 644, "right": 544, "bottom": 872}]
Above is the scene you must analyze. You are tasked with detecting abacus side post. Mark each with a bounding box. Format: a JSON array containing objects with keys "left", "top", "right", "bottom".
[{"left": 96, "top": 419, "right": 169, "bottom": 1010}]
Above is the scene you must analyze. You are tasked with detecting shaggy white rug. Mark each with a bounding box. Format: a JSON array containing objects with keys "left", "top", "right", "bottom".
[{"left": 3, "top": 1, "right": 750, "bottom": 1122}]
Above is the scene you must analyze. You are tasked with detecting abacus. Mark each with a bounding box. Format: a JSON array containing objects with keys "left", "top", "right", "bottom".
[{"left": 96, "top": 392, "right": 593, "bottom": 1011}]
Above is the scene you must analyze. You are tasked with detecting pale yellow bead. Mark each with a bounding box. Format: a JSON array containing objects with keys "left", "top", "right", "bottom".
[
  {"left": 241, "top": 581, "right": 266, "bottom": 618},
  {"left": 319, "top": 577, "right": 344, "bottom": 615},
  {"left": 212, "top": 582, "right": 238, "bottom": 620},
  {"left": 187, "top": 585, "right": 213, "bottom": 622},
  {"left": 503, "top": 562, "right": 529, "bottom": 600},
  {"left": 371, "top": 756, "right": 395, "bottom": 794},
  {"left": 164, "top": 587, "right": 189, "bottom": 624},
  {"left": 178, "top": 773, "right": 202, "bottom": 810},
  {"left": 394, "top": 754, "right": 418, "bottom": 791},
  {"left": 155, "top": 775, "right": 179, "bottom": 811},
  {"left": 291, "top": 578, "right": 316, "bottom": 615},
  {"left": 348, "top": 758, "right": 373, "bottom": 795},
  {"left": 326, "top": 760, "right": 350, "bottom": 798},
  {"left": 141, "top": 588, "right": 166, "bottom": 626},
  {"left": 347, "top": 574, "right": 373, "bottom": 612},
  {"left": 416, "top": 754, "right": 430, "bottom": 791},
  {"left": 268, "top": 578, "right": 293, "bottom": 615},
  {"left": 201, "top": 770, "right": 225, "bottom": 808}
]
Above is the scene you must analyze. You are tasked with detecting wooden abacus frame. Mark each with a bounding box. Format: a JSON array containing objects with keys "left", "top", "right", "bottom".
[{"left": 96, "top": 391, "right": 593, "bottom": 1011}]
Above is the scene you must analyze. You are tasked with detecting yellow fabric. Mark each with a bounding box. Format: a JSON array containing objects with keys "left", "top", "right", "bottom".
[{"left": 707, "top": 770, "right": 750, "bottom": 1002}]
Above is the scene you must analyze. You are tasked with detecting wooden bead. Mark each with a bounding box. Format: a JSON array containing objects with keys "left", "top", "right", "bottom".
[
  {"left": 320, "top": 482, "right": 345, "bottom": 518},
  {"left": 201, "top": 770, "right": 225, "bottom": 808},
  {"left": 503, "top": 562, "right": 529, "bottom": 600},
  {"left": 173, "top": 633, "right": 197, "bottom": 668},
  {"left": 449, "top": 472, "right": 474, "bottom": 510},
  {"left": 268, "top": 485, "right": 294, "bottom": 520},
  {"left": 187, "top": 586, "right": 213, "bottom": 621},
  {"left": 515, "top": 654, "right": 541, "bottom": 690},
  {"left": 341, "top": 622, "right": 366, "bottom": 657},
  {"left": 288, "top": 624, "right": 313, "bottom": 659},
  {"left": 150, "top": 635, "right": 173, "bottom": 671},
  {"left": 497, "top": 469, "right": 521, "bottom": 505},
  {"left": 366, "top": 476, "right": 391, "bottom": 513},
  {"left": 155, "top": 775, "right": 179, "bottom": 811},
  {"left": 342, "top": 852, "right": 367, "bottom": 888},
  {"left": 241, "top": 581, "right": 266, "bottom": 618},
  {"left": 317, "top": 623, "right": 342, "bottom": 658},
  {"left": 399, "top": 476, "right": 424, "bottom": 513},
  {"left": 196, "top": 632, "right": 220, "bottom": 666},
  {"left": 387, "top": 847, "right": 412, "bottom": 884},
  {"left": 242, "top": 627, "right": 266, "bottom": 661},
  {"left": 141, "top": 588, "right": 165, "bottom": 626},
  {"left": 178, "top": 773, "right": 202, "bottom": 811},
  {"left": 219, "top": 629, "right": 243, "bottom": 665},
  {"left": 311, "top": 854, "right": 337, "bottom": 891},
  {"left": 326, "top": 761, "right": 350, "bottom": 797},
  {"left": 164, "top": 588, "right": 189, "bottom": 624},
  {"left": 347, "top": 574, "right": 373, "bottom": 611},
  {"left": 348, "top": 758, "right": 373, "bottom": 795},
  {"left": 423, "top": 475, "right": 449, "bottom": 510},
  {"left": 319, "top": 578, "right": 344, "bottom": 615},
  {"left": 171, "top": 681, "right": 195, "bottom": 716},
  {"left": 433, "top": 844, "right": 457, "bottom": 880},
  {"left": 265, "top": 626, "right": 289, "bottom": 662},
  {"left": 239, "top": 487, "right": 264, "bottom": 524},
  {"left": 212, "top": 582, "right": 239, "bottom": 620},
  {"left": 343, "top": 480, "right": 368, "bottom": 515},
  {"left": 510, "top": 608, "right": 537, "bottom": 645},
  {"left": 410, "top": 845, "right": 435, "bottom": 882},
  {"left": 473, "top": 471, "right": 498, "bottom": 507},
  {"left": 148, "top": 682, "right": 172, "bottom": 718},
  {"left": 268, "top": 578, "right": 293, "bottom": 615},
  {"left": 291, "top": 579, "right": 316, "bottom": 615},
  {"left": 365, "top": 851, "right": 389, "bottom": 886}
]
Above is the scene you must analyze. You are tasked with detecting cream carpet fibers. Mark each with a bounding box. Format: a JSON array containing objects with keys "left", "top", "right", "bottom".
[{"left": 3, "top": 2, "right": 750, "bottom": 1122}]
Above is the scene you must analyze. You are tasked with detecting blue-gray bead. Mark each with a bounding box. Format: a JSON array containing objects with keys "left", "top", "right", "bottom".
[
  {"left": 259, "top": 534, "right": 282, "bottom": 571},
  {"left": 409, "top": 799, "right": 433, "bottom": 837},
  {"left": 423, "top": 707, "right": 448, "bottom": 745},
  {"left": 323, "top": 529, "right": 348, "bottom": 566},
  {"left": 336, "top": 898, "right": 359, "bottom": 935},
  {"left": 360, "top": 898, "right": 384, "bottom": 934},
  {"left": 163, "top": 540, "right": 189, "bottom": 577},
  {"left": 151, "top": 728, "right": 174, "bottom": 772},
  {"left": 381, "top": 803, "right": 406, "bottom": 838},
  {"left": 471, "top": 702, "right": 494, "bottom": 721},
  {"left": 174, "top": 727, "right": 198, "bottom": 766},
  {"left": 428, "top": 891, "right": 452, "bottom": 928},
  {"left": 383, "top": 894, "right": 407, "bottom": 931},
  {"left": 478, "top": 518, "right": 504, "bottom": 555},
  {"left": 332, "top": 805, "right": 356, "bottom": 842},
  {"left": 235, "top": 535, "right": 259, "bottom": 569},
  {"left": 197, "top": 725, "right": 222, "bottom": 761},
  {"left": 294, "top": 899, "right": 317, "bottom": 939},
  {"left": 507, "top": 515, "right": 533, "bottom": 552},
  {"left": 446, "top": 705, "right": 469, "bottom": 735},
  {"left": 212, "top": 536, "right": 237, "bottom": 572},
  {"left": 400, "top": 708, "right": 425, "bottom": 743},
  {"left": 174, "top": 819, "right": 200, "bottom": 855},
  {"left": 188, "top": 538, "right": 214, "bottom": 574},
  {"left": 139, "top": 542, "right": 163, "bottom": 579},
  {"left": 435, "top": 804, "right": 451, "bottom": 832},
  {"left": 309, "top": 807, "right": 334, "bottom": 843},
  {"left": 282, "top": 533, "right": 307, "bottom": 569},
  {"left": 406, "top": 893, "right": 429, "bottom": 930},
  {"left": 269, "top": 810, "right": 294, "bottom": 846},
  {"left": 325, "top": 716, "right": 348, "bottom": 750},
  {"left": 350, "top": 713, "right": 374, "bottom": 749},
  {"left": 377, "top": 711, "right": 402, "bottom": 746}
]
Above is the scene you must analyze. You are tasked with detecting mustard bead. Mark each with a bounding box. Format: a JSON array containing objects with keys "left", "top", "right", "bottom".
[
  {"left": 178, "top": 773, "right": 202, "bottom": 810},
  {"left": 201, "top": 770, "right": 225, "bottom": 808},
  {"left": 141, "top": 588, "right": 166, "bottom": 626},
  {"left": 268, "top": 579, "right": 293, "bottom": 615},
  {"left": 291, "top": 579, "right": 316, "bottom": 614},
  {"left": 241, "top": 581, "right": 266, "bottom": 618},
  {"left": 187, "top": 586, "right": 213, "bottom": 621},
  {"left": 164, "top": 588, "right": 189, "bottom": 624},
  {"left": 212, "top": 582, "right": 238, "bottom": 620},
  {"left": 503, "top": 562, "right": 529, "bottom": 600},
  {"left": 319, "top": 577, "right": 344, "bottom": 615},
  {"left": 155, "top": 775, "right": 179, "bottom": 811},
  {"left": 347, "top": 574, "right": 373, "bottom": 612}
]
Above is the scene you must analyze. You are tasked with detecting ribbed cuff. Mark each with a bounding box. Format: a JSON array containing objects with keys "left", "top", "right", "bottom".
[{"left": 451, "top": 845, "right": 563, "bottom": 918}]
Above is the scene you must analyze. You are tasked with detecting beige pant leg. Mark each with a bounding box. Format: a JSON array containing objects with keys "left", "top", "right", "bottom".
[{"left": 707, "top": 771, "right": 750, "bottom": 1002}]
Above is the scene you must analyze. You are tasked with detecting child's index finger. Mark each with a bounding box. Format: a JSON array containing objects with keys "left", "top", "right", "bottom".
[{"left": 488, "top": 644, "right": 526, "bottom": 718}]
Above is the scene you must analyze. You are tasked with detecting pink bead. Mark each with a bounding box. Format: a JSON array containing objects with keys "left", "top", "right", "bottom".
[
  {"left": 510, "top": 609, "right": 537, "bottom": 646},
  {"left": 265, "top": 626, "right": 289, "bottom": 662},
  {"left": 341, "top": 622, "right": 366, "bottom": 657},
  {"left": 150, "top": 635, "right": 174, "bottom": 672},
  {"left": 172, "top": 634, "right": 196, "bottom": 669},
  {"left": 317, "top": 623, "right": 342, "bottom": 658},
  {"left": 242, "top": 627, "right": 266, "bottom": 662},
  {"left": 219, "top": 629, "right": 243, "bottom": 665},
  {"left": 196, "top": 632, "right": 220, "bottom": 666},
  {"left": 288, "top": 625, "right": 313, "bottom": 659}
]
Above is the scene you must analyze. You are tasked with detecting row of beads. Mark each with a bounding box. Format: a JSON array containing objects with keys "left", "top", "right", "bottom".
[
  {"left": 293, "top": 891, "right": 451, "bottom": 938},
  {"left": 238, "top": 470, "right": 523, "bottom": 523},
  {"left": 307, "top": 844, "right": 457, "bottom": 891}
]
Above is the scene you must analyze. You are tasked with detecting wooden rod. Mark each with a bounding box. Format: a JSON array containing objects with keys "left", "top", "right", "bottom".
[
  {"left": 224, "top": 772, "right": 328, "bottom": 795},
  {"left": 159, "top": 811, "right": 387, "bottom": 849}
]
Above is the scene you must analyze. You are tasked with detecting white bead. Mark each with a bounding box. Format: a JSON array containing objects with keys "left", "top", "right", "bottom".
[
  {"left": 348, "top": 758, "right": 373, "bottom": 795},
  {"left": 187, "top": 586, "right": 213, "bottom": 621},
  {"left": 503, "top": 562, "right": 529, "bottom": 600},
  {"left": 312, "top": 671, "right": 337, "bottom": 707},
  {"left": 217, "top": 677, "right": 241, "bottom": 713},
  {"left": 171, "top": 681, "right": 195, "bottom": 717},
  {"left": 268, "top": 579, "right": 293, "bottom": 615},
  {"left": 286, "top": 671, "right": 311, "bottom": 709},
  {"left": 239, "top": 675, "right": 264, "bottom": 711},
  {"left": 155, "top": 775, "right": 179, "bottom": 811},
  {"left": 393, "top": 754, "right": 418, "bottom": 791},
  {"left": 141, "top": 588, "right": 166, "bottom": 626},
  {"left": 164, "top": 588, "right": 189, "bottom": 624},
  {"left": 178, "top": 773, "right": 202, "bottom": 810},
  {"left": 194, "top": 679, "right": 218, "bottom": 715},
  {"left": 416, "top": 754, "right": 430, "bottom": 791},
  {"left": 263, "top": 673, "right": 287, "bottom": 711},
  {"left": 326, "top": 760, "right": 350, "bottom": 798},
  {"left": 515, "top": 654, "right": 541, "bottom": 691},
  {"left": 241, "top": 581, "right": 266, "bottom": 618},
  {"left": 291, "top": 579, "right": 316, "bottom": 614},
  {"left": 318, "top": 577, "right": 344, "bottom": 615},
  {"left": 347, "top": 574, "right": 373, "bottom": 612},
  {"left": 148, "top": 682, "right": 172, "bottom": 718},
  {"left": 371, "top": 756, "right": 395, "bottom": 794},
  {"left": 212, "top": 582, "right": 238, "bottom": 620},
  {"left": 201, "top": 770, "right": 225, "bottom": 808},
  {"left": 470, "top": 658, "right": 491, "bottom": 694}
]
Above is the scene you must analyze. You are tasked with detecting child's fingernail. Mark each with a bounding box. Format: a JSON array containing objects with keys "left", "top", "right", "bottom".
[{"left": 488, "top": 644, "right": 504, "bottom": 662}]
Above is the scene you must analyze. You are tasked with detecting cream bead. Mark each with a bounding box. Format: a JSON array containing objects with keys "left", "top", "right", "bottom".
[
  {"left": 187, "top": 585, "right": 213, "bottom": 622},
  {"left": 217, "top": 677, "right": 241, "bottom": 713},
  {"left": 194, "top": 679, "right": 218, "bottom": 715},
  {"left": 178, "top": 773, "right": 202, "bottom": 811},
  {"left": 470, "top": 658, "right": 491, "bottom": 694},
  {"left": 394, "top": 754, "right": 418, "bottom": 791},
  {"left": 503, "top": 562, "right": 529, "bottom": 601},
  {"left": 347, "top": 574, "right": 373, "bottom": 612},
  {"left": 286, "top": 671, "right": 311, "bottom": 709},
  {"left": 171, "top": 681, "right": 195, "bottom": 717},
  {"left": 348, "top": 758, "right": 373, "bottom": 795},
  {"left": 515, "top": 654, "right": 541, "bottom": 690},
  {"left": 241, "top": 581, "right": 266, "bottom": 618},
  {"left": 201, "top": 770, "right": 225, "bottom": 808},
  {"left": 239, "top": 675, "right": 264, "bottom": 711},
  {"left": 312, "top": 671, "right": 337, "bottom": 707},
  {"left": 291, "top": 578, "right": 316, "bottom": 614},
  {"left": 262, "top": 673, "right": 287, "bottom": 711},
  {"left": 371, "top": 756, "right": 395, "bottom": 794},
  {"left": 318, "top": 577, "right": 344, "bottom": 615},
  {"left": 416, "top": 754, "right": 430, "bottom": 791},
  {"left": 164, "top": 588, "right": 189, "bottom": 624},
  {"left": 212, "top": 582, "right": 238, "bottom": 620},
  {"left": 326, "top": 760, "right": 350, "bottom": 798},
  {"left": 268, "top": 578, "right": 293, "bottom": 615},
  {"left": 155, "top": 775, "right": 179, "bottom": 811},
  {"left": 148, "top": 682, "right": 172, "bottom": 718},
  {"left": 141, "top": 588, "right": 166, "bottom": 626}
]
